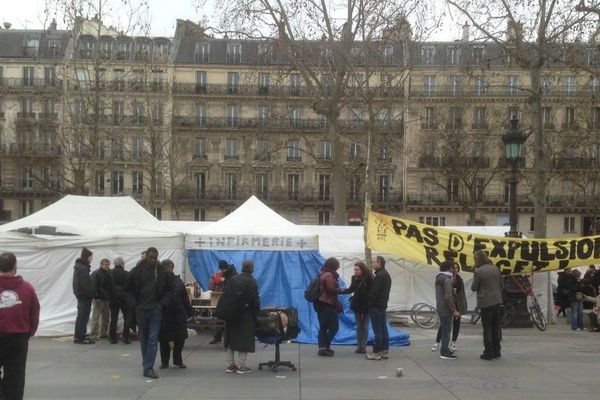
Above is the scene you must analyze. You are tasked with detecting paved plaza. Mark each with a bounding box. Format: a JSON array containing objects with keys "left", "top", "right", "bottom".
[{"left": 24, "top": 321, "right": 599, "bottom": 400}]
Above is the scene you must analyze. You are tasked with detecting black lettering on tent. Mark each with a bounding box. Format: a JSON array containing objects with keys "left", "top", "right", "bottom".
[
  {"left": 595, "top": 237, "right": 600, "bottom": 258},
  {"left": 424, "top": 246, "right": 441, "bottom": 266},
  {"left": 570, "top": 240, "right": 577, "bottom": 260},
  {"left": 448, "top": 233, "right": 465, "bottom": 252},
  {"left": 554, "top": 241, "right": 568, "bottom": 259},
  {"left": 507, "top": 241, "right": 521, "bottom": 259},
  {"left": 216, "top": 237, "right": 227, "bottom": 247},
  {"left": 391, "top": 219, "right": 408, "bottom": 235},
  {"left": 520, "top": 241, "right": 539, "bottom": 261},
  {"left": 532, "top": 260, "right": 549, "bottom": 271},
  {"left": 422, "top": 227, "right": 439, "bottom": 246},
  {"left": 490, "top": 240, "right": 507, "bottom": 258},
  {"left": 474, "top": 238, "right": 489, "bottom": 252},
  {"left": 513, "top": 260, "right": 529, "bottom": 274},
  {"left": 577, "top": 238, "right": 593, "bottom": 259},
  {"left": 406, "top": 225, "right": 424, "bottom": 243},
  {"left": 496, "top": 259, "right": 512, "bottom": 274},
  {"left": 539, "top": 242, "right": 555, "bottom": 261},
  {"left": 558, "top": 259, "right": 570, "bottom": 270},
  {"left": 458, "top": 252, "right": 475, "bottom": 272}
]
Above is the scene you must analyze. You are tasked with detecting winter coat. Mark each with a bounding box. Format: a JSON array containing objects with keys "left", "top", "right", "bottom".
[
  {"left": 435, "top": 273, "right": 457, "bottom": 317},
  {"left": 224, "top": 272, "right": 260, "bottom": 353},
  {"left": 343, "top": 275, "right": 371, "bottom": 313},
  {"left": 0, "top": 275, "right": 40, "bottom": 336},
  {"left": 454, "top": 274, "right": 468, "bottom": 315},
  {"left": 471, "top": 263, "right": 504, "bottom": 309},
  {"left": 160, "top": 274, "right": 193, "bottom": 341},
  {"left": 318, "top": 269, "right": 343, "bottom": 313},
  {"left": 568, "top": 276, "right": 583, "bottom": 304},
  {"left": 109, "top": 266, "right": 129, "bottom": 303},
  {"left": 125, "top": 259, "right": 171, "bottom": 311},
  {"left": 91, "top": 267, "right": 111, "bottom": 300},
  {"left": 557, "top": 271, "right": 571, "bottom": 307},
  {"left": 72, "top": 258, "right": 93, "bottom": 300},
  {"left": 368, "top": 267, "right": 392, "bottom": 311}
]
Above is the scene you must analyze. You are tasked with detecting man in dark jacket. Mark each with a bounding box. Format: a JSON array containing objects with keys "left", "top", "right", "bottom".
[
  {"left": 109, "top": 257, "right": 130, "bottom": 344},
  {"left": 435, "top": 260, "right": 460, "bottom": 360},
  {"left": 0, "top": 252, "right": 40, "bottom": 400},
  {"left": 125, "top": 247, "right": 171, "bottom": 379},
  {"left": 366, "top": 256, "right": 392, "bottom": 361},
  {"left": 159, "top": 260, "right": 192, "bottom": 369},
  {"left": 471, "top": 250, "right": 504, "bottom": 361},
  {"left": 556, "top": 267, "right": 571, "bottom": 317},
  {"left": 90, "top": 258, "right": 111, "bottom": 339},
  {"left": 72, "top": 247, "right": 95, "bottom": 344},
  {"left": 223, "top": 260, "right": 260, "bottom": 375}
]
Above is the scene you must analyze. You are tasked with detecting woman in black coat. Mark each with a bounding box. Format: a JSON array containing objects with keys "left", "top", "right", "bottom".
[
  {"left": 342, "top": 261, "right": 373, "bottom": 354},
  {"left": 159, "top": 260, "right": 193, "bottom": 369}
]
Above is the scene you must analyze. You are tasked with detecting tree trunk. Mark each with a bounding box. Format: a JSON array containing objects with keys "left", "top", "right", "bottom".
[
  {"left": 330, "top": 119, "right": 347, "bottom": 225},
  {"left": 363, "top": 123, "right": 376, "bottom": 266},
  {"left": 529, "top": 68, "right": 547, "bottom": 239}
]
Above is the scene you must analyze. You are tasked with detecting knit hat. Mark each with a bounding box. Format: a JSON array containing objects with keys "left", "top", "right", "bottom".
[
  {"left": 113, "top": 257, "right": 124, "bottom": 267},
  {"left": 218, "top": 260, "right": 229, "bottom": 270},
  {"left": 81, "top": 247, "right": 93, "bottom": 259}
]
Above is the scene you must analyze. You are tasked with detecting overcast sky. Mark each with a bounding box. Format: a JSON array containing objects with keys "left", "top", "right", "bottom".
[{"left": 2, "top": 0, "right": 463, "bottom": 39}]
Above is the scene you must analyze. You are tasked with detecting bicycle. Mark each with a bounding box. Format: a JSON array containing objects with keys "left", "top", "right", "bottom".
[
  {"left": 510, "top": 274, "right": 547, "bottom": 331},
  {"left": 410, "top": 302, "right": 439, "bottom": 329}
]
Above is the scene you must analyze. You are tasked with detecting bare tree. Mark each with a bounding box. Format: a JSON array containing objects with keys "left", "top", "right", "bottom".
[{"left": 447, "top": 0, "right": 599, "bottom": 238}]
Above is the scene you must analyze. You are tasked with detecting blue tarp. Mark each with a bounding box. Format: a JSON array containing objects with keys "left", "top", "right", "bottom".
[{"left": 188, "top": 249, "right": 410, "bottom": 346}]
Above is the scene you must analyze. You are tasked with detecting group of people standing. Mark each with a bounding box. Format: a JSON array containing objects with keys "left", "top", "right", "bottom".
[
  {"left": 72, "top": 247, "right": 192, "bottom": 379},
  {"left": 312, "top": 256, "right": 392, "bottom": 361},
  {"left": 435, "top": 250, "right": 504, "bottom": 361},
  {"left": 556, "top": 265, "right": 600, "bottom": 331}
]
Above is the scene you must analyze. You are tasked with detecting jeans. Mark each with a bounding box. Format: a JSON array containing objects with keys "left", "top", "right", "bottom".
[
  {"left": 435, "top": 316, "right": 461, "bottom": 343},
  {"left": 480, "top": 304, "right": 502, "bottom": 357},
  {"left": 439, "top": 316, "right": 453, "bottom": 356},
  {"left": 570, "top": 301, "right": 584, "bottom": 330},
  {"left": 89, "top": 299, "right": 110, "bottom": 337},
  {"left": 136, "top": 307, "right": 162, "bottom": 371},
  {"left": 160, "top": 338, "right": 185, "bottom": 366},
  {"left": 354, "top": 312, "right": 370, "bottom": 349},
  {"left": 369, "top": 308, "right": 389, "bottom": 353},
  {"left": 109, "top": 299, "right": 130, "bottom": 341},
  {"left": 74, "top": 297, "right": 92, "bottom": 341},
  {"left": 314, "top": 302, "right": 339, "bottom": 350},
  {"left": 0, "top": 334, "right": 29, "bottom": 400}
]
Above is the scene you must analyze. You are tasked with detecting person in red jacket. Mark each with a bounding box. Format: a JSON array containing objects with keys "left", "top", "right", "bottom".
[
  {"left": 0, "top": 252, "right": 40, "bottom": 400},
  {"left": 314, "top": 257, "right": 344, "bottom": 357}
]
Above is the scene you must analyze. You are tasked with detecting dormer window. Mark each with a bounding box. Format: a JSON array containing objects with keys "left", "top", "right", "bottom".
[
  {"left": 99, "top": 40, "right": 113, "bottom": 60},
  {"left": 472, "top": 45, "right": 485, "bottom": 64},
  {"left": 446, "top": 46, "right": 460, "bottom": 65},
  {"left": 320, "top": 47, "right": 334, "bottom": 64},
  {"left": 383, "top": 45, "right": 393, "bottom": 65},
  {"left": 116, "top": 39, "right": 131, "bottom": 60},
  {"left": 46, "top": 38, "right": 61, "bottom": 57},
  {"left": 257, "top": 43, "right": 272, "bottom": 63},
  {"left": 23, "top": 37, "right": 40, "bottom": 57},
  {"left": 195, "top": 43, "right": 210, "bottom": 63},
  {"left": 79, "top": 37, "right": 95, "bottom": 59},
  {"left": 227, "top": 43, "right": 242, "bottom": 64},
  {"left": 135, "top": 40, "right": 150, "bottom": 61},
  {"left": 421, "top": 46, "right": 435, "bottom": 65},
  {"left": 153, "top": 40, "right": 170, "bottom": 61}
]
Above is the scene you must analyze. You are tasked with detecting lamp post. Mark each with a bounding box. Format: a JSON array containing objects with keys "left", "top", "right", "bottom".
[{"left": 501, "top": 119, "right": 527, "bottom": 238}]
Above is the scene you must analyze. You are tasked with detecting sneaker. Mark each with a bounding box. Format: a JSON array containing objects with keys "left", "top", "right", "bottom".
[
  {"left": 236, "top": 366, "right": 253, "bottom": 375},
  {"left": 480, "top": 354, "right": 493, "bottom": 361},
  {"left": 174, "top": 363, "right": 187, "bottom": 369},
  {"left": 381, "top": 350, "right": 389, "bottom": 359},
  {"left": 431, "top": 343, "right": 438, "bottom": 352},
  {"left": 365, "top": 352, "right": 382, "bottom": 360},
  {"left": 318, "top": 349, "right": 333, "bottom": 357},
  {"left": 440, "top": 353, "right": 458, "bottom": 360},
  {"left": 355, "top": 347, "right": 363, "bottom": 354},
  {"left": 143, "top": 369, "right": 159, "bottom": 379},
  {"left": 450, "top": 343, "right": 457, "bottom": 352},
  {"left": 225, "top": 364, "right": 237, "bottom": 373},
  {"left": 74, "top": 338, "right": 95, "bottom": 345},
  {"left": 158, "top": 364, "right": 169, "bottom": 369},
  {"left": 325, "top": 348, "right": 335, "bottom": 356}
]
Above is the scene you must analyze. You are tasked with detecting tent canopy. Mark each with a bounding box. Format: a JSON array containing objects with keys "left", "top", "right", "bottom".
[
  {"left": 186, "top": 196, "right": 318, "bottom": 251},
  {"left": 0, "top": 195, "right": 176, "bottom": 237}
]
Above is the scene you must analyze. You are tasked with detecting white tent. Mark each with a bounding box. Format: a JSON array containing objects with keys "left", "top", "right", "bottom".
[
  {"left": 303, "top": 225, "right": 550, "bottom": 316},
  {"left": 0, "top": 196, "right": 185, "bottom": 336}
]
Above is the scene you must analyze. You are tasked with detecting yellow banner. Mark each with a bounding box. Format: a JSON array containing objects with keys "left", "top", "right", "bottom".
[{"left": 366, "top": 210, "right": 599, "bottom": 275}]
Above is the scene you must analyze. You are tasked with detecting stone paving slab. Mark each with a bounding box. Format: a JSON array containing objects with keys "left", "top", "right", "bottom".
[{"left": 23, "top": 319, "right": 600, "bottom": 400}]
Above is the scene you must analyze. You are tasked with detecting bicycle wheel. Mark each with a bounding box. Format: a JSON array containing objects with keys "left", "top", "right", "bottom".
[
  {"left": 409, "top": 303, "right": 427, "bottom": 325},
  {"left": 413, "top": 303, "right": 439, "bottom": 329},
  {"left": 528, "top": 297, "right": 547, "bottom": 331},
  {"left": 501, "top": 304, "right": 516, "bottom": 328}
]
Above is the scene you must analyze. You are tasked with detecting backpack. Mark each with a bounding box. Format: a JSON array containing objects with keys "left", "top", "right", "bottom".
[
  {"left": 214, "top": 276, "right": 245, "bottom": 322},
  {"left": 304, "top": 274, "right": 321, "bottom": 303},
  {"left": 284, "top": 307, "right": 300, "bottom": 339}
]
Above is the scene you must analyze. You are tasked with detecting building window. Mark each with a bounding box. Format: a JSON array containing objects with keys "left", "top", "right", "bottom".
[
  {"left": 447, "top": 178, "right": 459, "bottom": 202},
  {"left": 319, "top": 140, "right": 332, "bottom": 160},
  {"left": 289, "top": 106, "right": 300, "bottom": 127},
  {"left": 447, "top": 46, "right": 460, "bottom": 65},
  {"left": 195, "top": 43, "right": 210, "bottom": 63},
  {"left": 564, "top": 107, "right": 575, "bottom": 129},
  {"left": 110, "top": 136, "right": 123, "bottom": 160},
  {"left": 195, "top": 172, "right": 206, "bottom": 199},
  {"left": 227, "top": 104, "right": 238, "bottom": 127},
  {"left": 45, "top": 66, "right": 56, "bottom": 86},
  {"left": 542, "top": 107, "right": 554, "bottom": 129},
  {"left": 259, "top": 73, "right": 270, "bottom": 94},
  {"left": 349, "top": 175, "right": 361, "bottom": 201},
  {"left": 23, "top": 67, "right": 34, "bottom": 87},
  {"left": 153, "top": 172, "right": 164, "bottom": 196},
  {"left": 378, "top": 175, "right": 389, "bottom": 202},
  {"left": 383, "top": 45, "right": 394, "bottom": 65},
  {"left": 540, "top": 75, "right": 551, "bottom": 95},
  {"left": 424, "top": 75, "right": 436, "bottom": 96},
  {"left": 256, "top": 174, "right": 268, "bottom": 199},
  {"left": 418, "top": 216, "right": 446, "bottom": 226},
  {"left": 290, "top": 73, "right": 302, "bottom": 96},
  {"left": 20, "top": 200, "right": 34, "bottom": 218},
  {"left": 564, "top": 217, "right": 576, "bottom": 233},
  {"left": 258, "top": 105, "right": 270, "bottom": 127},
  {"left": 131, "top": 136, "right": 143, "bottom": 160},
  {"left": 350, "top": 142, "right": 360, "bottom": 160},
  {"left": 257, "top": 43, "right": 272, "bottom": 62},
  {"left": 225, "top": 138, "right": 239, "bottom": 159},
  {"left": 132, "top": 171, "right": 143, "bottom": 194},
  {"left": 423, "top": 107, "right": 436, "bottom": 129},
  {"left": 318, "top": 210, "right": 330, "bottom": 225},
  {"left": 256, "top": 139, "right": 271, "bottom": 160},
  {"left": 473, "top": 107, "right": 487, "bottom": 130},
  {"left": 194, "top": 137, "right": 207, "bottom": 159},
  {"left": 24, "top": 37, "right": 40, "bottom": 57},
  {"left": 224, "top": 173, "right": 238, "bottom": 200},
  {"left": 563, "top": 75, "right": 576, "bottom": 96},
  {"left": 506, "top": 75, "right": 519, "bottom": 95},
  {"left": 448, "top": 75, "right": 461, "bottom": 96},
  {"left": 421, "top": 46, "right": 435, "bottom": 65},
  {"left": 111, "top": 171, "right": 124, "bottom": 195},
  {"left": 288, "top": 139, "right": 301, "bottom": 161},
  {"left": 195, "top": 103, "right": 207, "bottom": 127},
  {"left": 529, "top": 216, "right": 535, "bottom": 232},
  {"left": 472, "top": 46, "right": 485, "bottom": 64},
  {"left": 20, "top": 98, "right": 33, "bottom": 114},
  {"left": 319, "top": 174, "right": 331, "bottom": 201},
  {"left": 226, "top": 43, "right": 242, "bottom": 63},
  {"left": 287, "top": 210, "right": 300, "bottom": 224},
  {"left": 151, "top": 102, "right": 163, "bottom": 124},
  {"left": 132, "top": 102, "right": 144, "bottom": 125},
  {"left": 473, "top": 75, "right": 487, "bottom": 96},
  {"left": 288, "top": 174, "right": 299, "bottom": 200},
  {"left": 153, "top": 208, "right": 162, "bottom": 220},
  {"left": 227, "top": 72, "right": 239, "bottom": 94},
  {"left": 448, "top": 107, "right": 462, "bottom": 130},
  {"left": 194, "top": 209, "right": 206, "bottom": 221},
  {"left": 195, "top": 71, "right": 207, "bottom": 92}
]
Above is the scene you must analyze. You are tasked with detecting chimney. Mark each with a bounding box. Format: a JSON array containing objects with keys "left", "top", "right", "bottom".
[
  {"left": 48, "top": 18, "right": 57, "bottom": 31},
  {"left": 3, "top": 22, "right": 12, "bottom": 29},
  {"left": 461, "top": 22, "right": 469, "bottom": 42}
]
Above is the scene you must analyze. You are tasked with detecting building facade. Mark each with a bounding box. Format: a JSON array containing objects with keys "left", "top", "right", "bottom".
[{"left": 1, "top": 19, "right": 599, "bottom": 237}]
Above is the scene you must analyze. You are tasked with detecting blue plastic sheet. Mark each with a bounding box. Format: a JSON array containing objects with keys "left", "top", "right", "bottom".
[{"left": 188, "top": 249, "right": 410, "bottom": 346}]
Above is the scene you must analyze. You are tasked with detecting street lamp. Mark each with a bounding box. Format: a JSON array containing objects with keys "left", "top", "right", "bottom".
[{"left": 501, "top": 119, "right": 527, "bottom": 238}]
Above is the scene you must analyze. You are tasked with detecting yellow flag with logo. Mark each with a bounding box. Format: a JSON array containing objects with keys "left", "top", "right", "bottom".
[{"left": 366, "top": 210, "right": 599, "bottom": 274}]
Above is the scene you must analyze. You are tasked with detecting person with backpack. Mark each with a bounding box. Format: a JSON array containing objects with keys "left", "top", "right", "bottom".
[
  {"left": 341, "top": 261, "right": 373, "bottom": 354},
  {"left": 314, "top": 257, "right": 344, "bottom": 357},
  {"left": 220, "top": 260, "right": 260, "bottom": 374}
]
